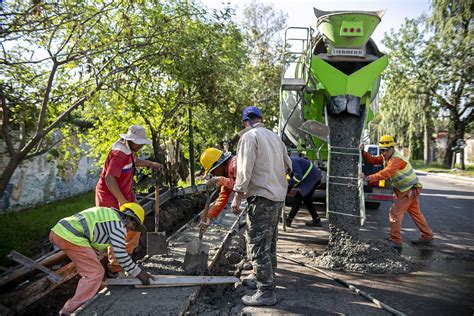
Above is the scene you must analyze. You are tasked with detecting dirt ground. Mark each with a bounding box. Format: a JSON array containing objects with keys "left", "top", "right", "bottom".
[{"left": 77, "top": 204, "right": 243, "bottom": 315}]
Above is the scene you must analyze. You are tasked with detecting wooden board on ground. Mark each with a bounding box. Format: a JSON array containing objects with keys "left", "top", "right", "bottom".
[
  {"left": 7, "top": 251, "right": 62, "bottom": 284},
  {"left": 106, "top": 275, "right": 239, "bottom": 288}
]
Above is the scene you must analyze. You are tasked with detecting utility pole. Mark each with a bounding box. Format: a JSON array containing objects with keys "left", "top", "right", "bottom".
[{"left": 188, "top": 105, "right": 195, "bottom": 187}]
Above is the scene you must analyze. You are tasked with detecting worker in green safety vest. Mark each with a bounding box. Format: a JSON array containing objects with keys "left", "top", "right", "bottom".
[
  {"left": 50, "top": 203, "right": 154, "bottom": 315},
  {"left": 360, "top": 135, "right": 434, "bottom": 249}
]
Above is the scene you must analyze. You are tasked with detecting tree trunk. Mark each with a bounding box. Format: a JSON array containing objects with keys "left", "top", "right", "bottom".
[
  {"left": 188, "top": 106, "right": 195, "bottom": 187},
  {"left": 0, "top": 157, "right": 21, "bottom": 203},
  {"left": 424, "top": 124, "right": 431, "bottom": 165},
  {"left": 423, "top": 94, "right": 431, "bottom": 165},
  {"left": 444, "top": 137, "right": 454, "bottom": 168}
]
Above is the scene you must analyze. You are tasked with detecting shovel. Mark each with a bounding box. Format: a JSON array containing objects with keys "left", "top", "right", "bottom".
[
  {"left": 182, "top": 189, "right": 212, "bottom": 275},
  {"left": 147, "top": 171, "right": 168, "bottom": 255}
]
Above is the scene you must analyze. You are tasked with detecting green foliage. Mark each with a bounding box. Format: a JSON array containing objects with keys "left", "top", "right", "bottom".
[
  {"left": 239, "top": 2, "right": 288, "bottom": 129},
  {"left": 1, "top": 0, "right": 288, "bottom": 194},
  {"left": 0, "top": 191, "right": 95, "bottom": 267},
  {"left": 376, "top": 1, "right": 472, "bottom": 167}
]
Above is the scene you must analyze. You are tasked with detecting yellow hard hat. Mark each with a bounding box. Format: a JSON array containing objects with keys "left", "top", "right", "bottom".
[
  {"left": 120, "top": 202, "right": 146, "bottom": 232},
  {"left": 200, "top": 148, "right": 231, "bottom": 174},
  {"left": 378, "top": 135, "right": 396, "bottom": 148}
]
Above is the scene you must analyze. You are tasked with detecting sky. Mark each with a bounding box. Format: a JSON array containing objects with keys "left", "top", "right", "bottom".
[{"left": 200, "top": 0, "right": 432, "bottom": 50}]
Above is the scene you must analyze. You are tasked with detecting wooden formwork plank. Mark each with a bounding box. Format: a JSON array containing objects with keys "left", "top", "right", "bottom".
[
  {"left": 0, "top": 261, "right": 77, "bottom": 313},
  {"left": 0, "top": 250, "right": 67, "bottom": 291},
  {"left": 7, "top": 251, "right": 62, "bottom": 284},
  {"left": 106, "top": 275, "right": 239, "bottom": 287}
]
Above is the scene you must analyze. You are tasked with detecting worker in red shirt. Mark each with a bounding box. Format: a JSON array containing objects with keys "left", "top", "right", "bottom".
[
  {"left": 360, "top": 135, "right": 434, "bottom": 249},
  {"left": 95, "top": 125, "right": 162, "bottom": 275},
  {"left": 198, "top": 147, "right": 236, "bottom": 228}
]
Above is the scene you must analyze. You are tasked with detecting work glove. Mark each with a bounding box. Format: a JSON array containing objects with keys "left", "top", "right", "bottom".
[
  {"left": 136, "top": 270, "right": 155, "bottom": 285},
  {"left": 358, "top": 172, "right": 369, "bottom": 184},
  {"left": 198, "top": 217, "right": 211, "bottom": 234}
]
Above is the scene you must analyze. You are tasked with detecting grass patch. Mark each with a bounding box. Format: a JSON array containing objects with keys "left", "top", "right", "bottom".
[
  {"left": 0, "top": 191, "right": 95, "bottom": 267},
  {"left": 412, "top": 160, "right": 474, "bottom": 177}
]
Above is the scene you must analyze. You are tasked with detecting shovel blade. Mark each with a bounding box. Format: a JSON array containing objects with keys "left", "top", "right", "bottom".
[
  {"left": 147, "top": 232, "right": 168, "bottom": 255},
  {"left": 183, "top": 239, "right": 209, "bottom": 275}
]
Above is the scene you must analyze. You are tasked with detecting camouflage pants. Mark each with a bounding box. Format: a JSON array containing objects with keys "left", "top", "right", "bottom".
[{"left": 246, "top": 196, "right": 283, "bottom": 291}]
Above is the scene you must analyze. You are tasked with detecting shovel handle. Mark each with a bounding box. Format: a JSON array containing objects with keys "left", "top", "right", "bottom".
[
  {"left": 154, "top": 171, "right": 160, "bottom": 232},
  {"left": 199, "top": 190, "right": 212, "bottom": 239}
]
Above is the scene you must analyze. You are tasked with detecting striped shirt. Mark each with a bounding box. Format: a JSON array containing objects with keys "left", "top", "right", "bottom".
[{"left": 93, "top": 218, "right": 141, "bottom": 277}]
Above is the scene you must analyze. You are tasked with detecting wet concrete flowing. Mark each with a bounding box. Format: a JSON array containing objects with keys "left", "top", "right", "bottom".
[{"left": 324, "top": 108, "right": 412, "bottom": 274}]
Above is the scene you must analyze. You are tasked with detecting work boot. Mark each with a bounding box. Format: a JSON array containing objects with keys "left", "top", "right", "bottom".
[
  {"left": 385, "top": 238, "right": 402, "bottom": 249},
  {"left": 305, "top": 218, "right": 322, "bottom": 227},
  {"left": 237, "top": 259, "right": 253, "bottom": 271},
  {"left": 411, "top": 238, "right": 434, "bottom": 246},
  {"left": 242, "top": 273, "right": 257, "bottom": 290},
  {"left": 242, "top": 290, "right": 277, "bottom": 306}
]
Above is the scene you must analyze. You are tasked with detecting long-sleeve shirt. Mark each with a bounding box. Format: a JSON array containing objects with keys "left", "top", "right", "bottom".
[
  {"left": 93, "top": 218, "right": 140, "bottom": 277},
  {"left": 233, "top": 123, "right": 292, "bottom": 202},
  {"left": 208, "top": 156, "right": 237, "bottom": 219},
  {"left": 362, "top": 151, "right": 407, "bottom": 182}
]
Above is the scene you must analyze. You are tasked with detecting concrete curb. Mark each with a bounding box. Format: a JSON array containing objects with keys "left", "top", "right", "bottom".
[{"left": 415, "top": 170, "right": 474, "bottom": 184}]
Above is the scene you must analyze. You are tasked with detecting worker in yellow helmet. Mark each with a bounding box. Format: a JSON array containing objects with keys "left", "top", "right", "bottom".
[
  {"left": 50, "top": 203, "right": 154, "bottom": 314},
  {"left": 199, "top": 147, "right": 237, "bottom": 228},
  {"left": 360, "top": 135, "right": 434, "bottom": 249}
]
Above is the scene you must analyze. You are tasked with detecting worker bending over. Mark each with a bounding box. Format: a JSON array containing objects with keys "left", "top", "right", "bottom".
[
  {"left": 360, "top": 135, "right": 434, "bottom": 249},
  {"left": 199, "top": 147, "right": 236, "bottom": 227},
  {"left": 286, "top": 156, "right": 322, "bottom": 227},
  {"left": 50, "top": 203, "right": 154, "bottom": 315}
]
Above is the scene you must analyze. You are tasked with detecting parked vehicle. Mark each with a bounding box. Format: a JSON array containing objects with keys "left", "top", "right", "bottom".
[{"left": 362, "top": 144, "right": 393, "bottom": 209}]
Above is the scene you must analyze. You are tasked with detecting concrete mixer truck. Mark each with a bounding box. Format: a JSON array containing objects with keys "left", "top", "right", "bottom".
[{"left": 279, "top": 8, "right": 393, "bottom": 228}]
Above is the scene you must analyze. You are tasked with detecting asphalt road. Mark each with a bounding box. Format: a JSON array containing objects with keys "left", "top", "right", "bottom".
[
  {"left": 361, "top": 173, "right": 474, "bottom": 250},
  {"left": 358, "top": 173, "right": 474, "bottom": 315},
  {"left": 237, "top": 173, "right": 474, "bottom": 315}
]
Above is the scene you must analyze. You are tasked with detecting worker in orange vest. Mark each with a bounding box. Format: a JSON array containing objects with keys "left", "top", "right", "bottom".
[{"left": 360, "top": 135, "right": 434, "bottom": 249}]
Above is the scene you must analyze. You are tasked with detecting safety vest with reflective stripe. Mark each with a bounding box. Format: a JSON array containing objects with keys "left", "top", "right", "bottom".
[
  {"left": 385, "top": 152, "right": 421, "bottom": 192},
  {"left": 292, "top": 163, "right": 313, "bottom": 187},
  {"left": 51, "top": 207, "right": 121, "bottom": 250}
]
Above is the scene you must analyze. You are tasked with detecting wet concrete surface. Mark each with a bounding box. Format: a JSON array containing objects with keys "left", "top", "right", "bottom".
[
  {"left": 80, "top": 174, "right": 473, "bottom": 315},
  {"left": 77, "top": 205, "right": 242, "bottom": 315}
]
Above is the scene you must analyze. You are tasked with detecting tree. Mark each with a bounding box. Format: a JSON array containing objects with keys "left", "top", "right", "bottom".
[
  {"left": 377, "top": 18, "right": 432, "bottom": 160},
  {"left": 427, "top": 0, "right": 473, "bottom": 168},
  {"left": 0, "top": 0, "right": 185, "bottom": 197},
  {"left": 83, "top": 2, "right": 249, "bottom": 186},
  {"left": 379, "top": 1, "right": 472, "bottom": 168},
  {"left": 239, "top": 1, "right": 288, "bottom": 129}
]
